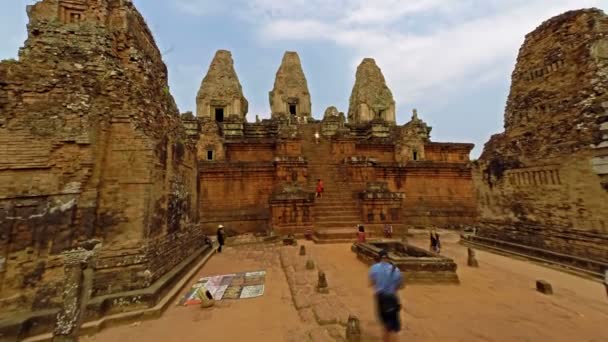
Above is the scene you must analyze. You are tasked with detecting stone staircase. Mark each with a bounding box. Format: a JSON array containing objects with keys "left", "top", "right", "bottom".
[{"left": 300, "top": 124, "right": 363, "bottom": 243}]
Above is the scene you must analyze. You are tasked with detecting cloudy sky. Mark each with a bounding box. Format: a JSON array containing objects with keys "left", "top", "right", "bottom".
[{"left": 1, "top": 0, "right": 606, "bottom": 157}]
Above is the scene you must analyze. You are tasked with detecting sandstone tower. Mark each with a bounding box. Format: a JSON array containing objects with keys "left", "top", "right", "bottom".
[
  {"left": 472, "top": 9, "right": 608, "bottom": 271},
  {"left": 348, "top": 58, "right": 396, "bottom": 124},
  {"left": 196, "top": 50, "right": 249, "bottom": 122},
  {"left": 269, "top": 51, "right": 312, "bottom": 122}
]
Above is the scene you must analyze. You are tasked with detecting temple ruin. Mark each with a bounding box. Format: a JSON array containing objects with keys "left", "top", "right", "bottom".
[
  {"left": 188, "top": 52, "right": 476, "bottom": 240},
  {"left": 468, "top": 9, "right": 608, "bottom": 276},
  {"left": 1, "top": 0, "right": 607, "bottom": 340}
]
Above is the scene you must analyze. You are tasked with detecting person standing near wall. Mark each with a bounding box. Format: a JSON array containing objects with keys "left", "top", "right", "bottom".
[
  {"left": 604, "top": 268, "right": 608, "bottom": 298},
  {"left": 216, "top": 225, "right": 226, "bottom": 253}
]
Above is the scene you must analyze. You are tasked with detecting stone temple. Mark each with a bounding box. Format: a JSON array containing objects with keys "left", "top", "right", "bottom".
[{"left": 0, "top": 1, "right": 607, "bottom": 340}]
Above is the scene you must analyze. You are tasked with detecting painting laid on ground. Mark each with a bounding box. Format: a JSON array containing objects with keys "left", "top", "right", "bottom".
[{"left": 180, "top": 271, "right": 266, "bottom": 305}]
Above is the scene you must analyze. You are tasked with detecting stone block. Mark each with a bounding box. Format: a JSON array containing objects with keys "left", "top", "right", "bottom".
[
  {"left": 295, "top": 273, "right": 308, "bottom": 286},
  {"left": 308, "top": 327, "right": 334, "bottom": 342},
  {"left": 345, "top": 315, "right": 362, "bottom": 342},
  {"left": 536, "top": 280, "right": 553, "bottom": 295},
  {"left": 317, "top": 271, "right": 329, "bottom": 293},
  {"left": 467, "top": 248, "right": 479, "bottom": 267},
  {"left": 313, "top": 302, "right": 338, "bottom": 325},
  {"left": 326, "top": 324, "right": 346, "bottom": 340},
  {"left": 293, "top": 290, "right": 312, "bottom": 310},
  {"left": 298, "top": 308, "right": 315, "bottom": 323}
]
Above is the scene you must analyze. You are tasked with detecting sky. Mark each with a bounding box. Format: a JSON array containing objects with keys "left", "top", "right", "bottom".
[{"left": 1, "top": 0, "right": 607, "bottom": 158}]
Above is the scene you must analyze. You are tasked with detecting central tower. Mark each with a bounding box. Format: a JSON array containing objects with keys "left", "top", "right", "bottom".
[
  {"left": 269, "top": 51, "right": 312, "bottom": 122},
  {"left": 348, "top": 58, "right": 396, "bottom": 124}
]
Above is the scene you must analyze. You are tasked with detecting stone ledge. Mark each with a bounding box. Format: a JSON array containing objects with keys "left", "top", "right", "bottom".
[
  {"left": 0, "top": 245, "right": 214, "bottom": 341},
  {"left": 461, "top": 236, "right": 605, "bottom": 280}
]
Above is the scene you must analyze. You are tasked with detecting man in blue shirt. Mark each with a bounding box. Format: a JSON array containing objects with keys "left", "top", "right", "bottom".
[{"left": 369, "top": 249, "right": 404, "bottom": 341}]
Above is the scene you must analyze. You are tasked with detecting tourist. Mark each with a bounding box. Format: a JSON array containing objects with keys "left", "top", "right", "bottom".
[
  {"left": 384, "top": 224, "right": 393, "bottom": 239},
  {"left": 216, "top": 224, "right": 226, "bottom": 253},
  {"left": 314, "top": 131, "right": 320, "bottom": 144},
  {"left": 369, "top": 249, "right": 403, "bottom": 342},
  {"left": 316, "top": 179, "right": 324, "bottom": 198},
  {"left": 435, "top": 232, "right": 441, "bottom": 254},
  {"left": 357, "top": 225, "right": 367, "bottom": 243},
  {"left": 604, "top": 269, "right": 608, "bottom": 298}
]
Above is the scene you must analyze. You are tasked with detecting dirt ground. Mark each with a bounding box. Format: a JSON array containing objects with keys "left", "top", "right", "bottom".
[{"left": 85, "top": 233, "right": 608, "bottom": 342}]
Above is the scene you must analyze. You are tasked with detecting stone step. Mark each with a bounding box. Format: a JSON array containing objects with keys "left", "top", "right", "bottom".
[
  {"left": 314, "top": 209, "right": 359, "bottom": 215},
  {"left": 312, "top": 228, "right": 359, "bottom": 242},
  {"left": 313, "top": 215, "right": 360, "bottom": 220},
  {"left": 315, "top": 222, "right": 360, "bottom": 229}
]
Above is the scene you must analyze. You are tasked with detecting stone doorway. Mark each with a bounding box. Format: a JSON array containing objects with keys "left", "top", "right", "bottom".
[{"left": 215, "top": 107, "right": 224, "bottom": 122}]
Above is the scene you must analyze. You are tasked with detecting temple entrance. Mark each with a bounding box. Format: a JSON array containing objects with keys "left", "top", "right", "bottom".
[{"left": 215, "top": 107, "right": 224, "bottom": 122}]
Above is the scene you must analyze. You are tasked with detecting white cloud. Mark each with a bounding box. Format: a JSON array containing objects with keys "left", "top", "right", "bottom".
[{"left": 174, "top": 0, "right": 604, "bottom": 114}]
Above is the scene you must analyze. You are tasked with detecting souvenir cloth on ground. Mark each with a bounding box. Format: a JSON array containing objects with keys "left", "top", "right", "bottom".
[{"left": 180, "top": 270, "right": 266, "bottom": 306}]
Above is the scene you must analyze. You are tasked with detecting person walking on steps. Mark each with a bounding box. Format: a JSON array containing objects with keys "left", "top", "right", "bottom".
[
  {"left": 369, "top": 249, "right": 404, "bottom": 342},
  {"left": 316, "top": 179, "right": 324, "bottom": 198},
  {"left": 216, "top": 224, "right": 226, "bottom": 253}
]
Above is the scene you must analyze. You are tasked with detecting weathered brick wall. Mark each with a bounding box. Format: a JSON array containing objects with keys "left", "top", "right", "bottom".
[
  {"left": 199, "top": 163, "right": 275, "bottom": 234},
  {"left": 473, "top": 9, "right": 608, "bottom": 263},
  {"left": 425, "top": 143, "right": 472, "bottom": 163},
  {"left": 225, "top": 143, "right": 275, "bottom": 161},
  {"left": 355, "top": 144, "right": 395, "bottom": 162},
  {"left": 401, "top": 166, "right": 477, "bottom": 226},
  {"left": 0, "top": 0, "right": 202, "bottom": 318},
  {"left": 343, "top": 157, "right": 477, "bottom": 227}
]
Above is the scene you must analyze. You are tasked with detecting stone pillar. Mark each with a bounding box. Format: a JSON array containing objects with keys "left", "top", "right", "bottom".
[{"left": 52, "top": 242, "right": 100, "bottom": 342}]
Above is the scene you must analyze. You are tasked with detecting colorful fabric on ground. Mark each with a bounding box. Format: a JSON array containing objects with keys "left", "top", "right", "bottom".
[{"left": 180, "top": 270, "right": 266, "bottom": 306}]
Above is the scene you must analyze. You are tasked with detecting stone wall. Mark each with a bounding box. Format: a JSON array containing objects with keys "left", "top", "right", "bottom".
[
  {"left": 0, "top": 0, "right": 203, "bottom": 321},
  {"left": 472, "top": 9, "right": 608, "bottom": 266},
  {"left": 199, "top": 163, "right": 275, "bottom": 234}
]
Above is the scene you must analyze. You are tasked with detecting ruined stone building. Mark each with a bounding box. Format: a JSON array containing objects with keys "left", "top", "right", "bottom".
[
  {"left": 469, "top": 9, "right": 608, "bottom": 276},
  {"left": 189, "top": 51, "right": 476, "bottom": 241},
  {"left": 0, "top": 0, "right": 206, "bottom": 337}
]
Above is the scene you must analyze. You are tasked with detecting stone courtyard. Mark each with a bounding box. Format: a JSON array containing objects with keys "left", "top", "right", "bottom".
[{"left": 80, "top": 233, "right": 607, "bottom": 342}]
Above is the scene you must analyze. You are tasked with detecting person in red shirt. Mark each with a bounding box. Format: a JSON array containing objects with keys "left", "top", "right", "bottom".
[
  {"left": 357, "top": 224, "right": 366, "bottom": 243},
  {"left": 316, "top": 179, "right": 324, "bottom": 198}
]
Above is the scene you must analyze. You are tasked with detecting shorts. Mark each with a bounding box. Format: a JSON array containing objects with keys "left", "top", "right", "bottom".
[{"left": 376, "top": 293, "right": 401, "bottom": 332}]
